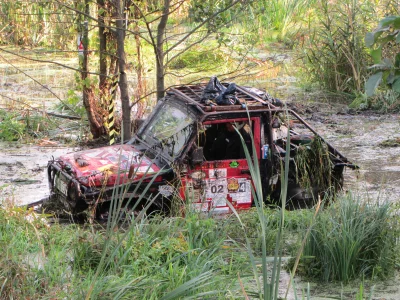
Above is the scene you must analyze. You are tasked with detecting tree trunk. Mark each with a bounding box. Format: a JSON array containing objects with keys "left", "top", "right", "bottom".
[
  {"left": 133, "top": 6, "right": 146, "bottom": 119},
  {"left": 81, "top": 0, "right": 106, "bottom": 139},
  {"left": 97, "top": 0, "right": 107, "bottom": 89},
  {"left": 116, "top": 0, "right": 131, "bottom": 141},
  {"left": 156, "top": 0, "right": 170, "bottom": 100}
]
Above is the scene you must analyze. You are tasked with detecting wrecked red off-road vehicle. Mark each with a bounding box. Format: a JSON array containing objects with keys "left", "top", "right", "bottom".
[{"left": 47, "top": 77, "right": 356, "bottom": 214}]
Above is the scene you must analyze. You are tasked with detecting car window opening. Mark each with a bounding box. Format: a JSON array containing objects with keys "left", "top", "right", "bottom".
[{"left": 199, "top": 121, "right": 253, "bottom": 161}]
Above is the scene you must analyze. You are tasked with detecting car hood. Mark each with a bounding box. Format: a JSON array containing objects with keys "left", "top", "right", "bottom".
[{"left": 57, "top": 144, "right": 161, "bottom": 186}]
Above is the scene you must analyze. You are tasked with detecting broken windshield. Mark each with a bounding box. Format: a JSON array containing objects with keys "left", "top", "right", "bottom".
[{"left": 139, "top": 102, "right": 195, "bottom": 158}]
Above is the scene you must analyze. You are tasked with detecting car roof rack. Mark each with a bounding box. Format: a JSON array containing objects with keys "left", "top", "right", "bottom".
[{"left": 168, "top": 82, "right": 278, "bottom": 112}]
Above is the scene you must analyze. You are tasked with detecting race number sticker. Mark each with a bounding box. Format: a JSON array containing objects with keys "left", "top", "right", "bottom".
[
  {"left": 208, "top": 168, "right": 227, "bottom": 179},
  {"left": 229, "top": 178, "right": 251, "bottom": 204},
  {"left": 206, "top": 178, "right": 228, "bottom": 206}
]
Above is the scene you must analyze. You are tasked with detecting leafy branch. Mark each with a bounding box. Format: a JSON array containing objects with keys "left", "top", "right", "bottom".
[{"left": 365, "top": 16, "right": 400, "bottom": 96}]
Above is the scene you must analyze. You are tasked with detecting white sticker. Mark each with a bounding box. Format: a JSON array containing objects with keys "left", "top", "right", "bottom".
[
  {"left": 212, "top": 195, "right": 227, "bottom": 207},
  {"left": 137, "top": 166, "right": 154, "bottom": 173},
  {"left": 158, "top": 185, "right": 174, "bottom": 197},
  {"left": 206, "top": 178, "right": 227, "bottom": 200},
  {"left": 209, "top": 168, "right": 227, "bottom": 179},
  {"left": 211, "top": 207, "right": 229, "bottom": 214},
  {"left": 229, "top": 178, "right": 252, "bottom": 204},
  {"left": 186, "top": 181, "right": 206, "bottom": 202}
]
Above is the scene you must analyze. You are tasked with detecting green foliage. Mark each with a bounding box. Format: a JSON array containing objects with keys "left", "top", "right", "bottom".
[
  {"left": 169, "top": 45, "right": 227, "bottom": 71},
  {"left": 0, "top": 109, "right": 26, "bottom": 141},
  {"left": 0, "top": 1, "right": 76, "bottom": 48},
  {"left": 365, "top": 15, "right": 400, "bottom": 96},
  {"left": 71, "top": 231, "right": 104, "bottom": 273},
  {"left": 188, "top": 0, "right": 234, "bottom": 33},
  {"left": 250, "top": 0, "right": 317, "bottom": 45},
  {"left": 55, "top": 89, "right": 86, "bottom": 117},
  {"left": 349, "top": 90, "right": 400, "bottom": 112},
  {"left": 0, "top": 108, "right": 69, "bottom": 141},
  {"left": 300, "top": 0, "right": 374, "bottom": 94},
  {"left": 301, "top": 193, "right": 397, "bottom": 283}
]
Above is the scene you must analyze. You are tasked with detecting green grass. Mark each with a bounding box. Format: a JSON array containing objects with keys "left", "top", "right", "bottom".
[
  {"left": 300, "top": 193, "right": 397, "bottom": 283},
  {"left": 0, "top": 108, "right": 86, "bottom": 142},
  {"left": 0, "top": 109, "right": 26, "bottom": 141},
  {"left": 0, "top": 192, "right": 396, "bottom": 298}
]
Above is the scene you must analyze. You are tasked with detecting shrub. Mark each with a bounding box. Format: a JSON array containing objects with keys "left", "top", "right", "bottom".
[
  {"left": 0, "top": 109, "right": 26, "bottom": 141},
  {"left": 299, "top": 0, "right": 375, "bottom": 94},
  {"left": 301, "top": 193, "right": 397, "bottom": 283}
]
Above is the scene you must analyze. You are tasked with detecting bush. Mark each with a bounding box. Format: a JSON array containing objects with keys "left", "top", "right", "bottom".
[
  {"left": 0, "top": 109, "right": 26, "bottom": 141},
  {"left": 300, "top": 193, "right": 397, "bottom": 283},
  {"left": 299, "top": 0, "right": 375, "bottom": 94}
]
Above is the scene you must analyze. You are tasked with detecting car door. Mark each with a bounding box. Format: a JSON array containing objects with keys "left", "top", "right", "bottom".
[{"left": 181, "top": 117, "right": 261, "bottom": 214}]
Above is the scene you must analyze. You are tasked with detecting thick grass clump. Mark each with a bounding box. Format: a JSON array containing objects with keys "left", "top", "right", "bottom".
[
  {"left": 0, "top": 201, "right": 248, "bottom": 299},
  {"left": 301, "top": 193, "right": 397, "bottom": 283},
  {"left": 83, "top": 213, "right": 239, "bottom": 299}
]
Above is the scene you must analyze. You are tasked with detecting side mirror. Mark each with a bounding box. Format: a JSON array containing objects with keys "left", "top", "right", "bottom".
[{"left": 191, "top": 147, "right": 204, "bottom": 165}]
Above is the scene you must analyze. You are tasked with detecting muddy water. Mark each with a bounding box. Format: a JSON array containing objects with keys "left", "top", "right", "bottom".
[
  {"left": 0, "top": 143, "right": 76, "bottom": 206},
  {"left": 305, "top": 110, "right": 400, "bottom": 202}
]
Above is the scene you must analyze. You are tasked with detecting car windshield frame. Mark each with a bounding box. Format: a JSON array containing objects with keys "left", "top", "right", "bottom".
[{"left": 135, "top": 99, "right": 197, "bottom": 160}]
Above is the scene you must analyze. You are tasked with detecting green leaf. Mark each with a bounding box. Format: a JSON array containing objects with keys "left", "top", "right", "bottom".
[
  {"left": 386, "top": 72, "right": 396, "bottom": 85},
  {"left": 395, "top": 53, "right": 400, "bottom": 68},
  {"left": 365, "top": 72, "right": 382, "bottom": 97},
  {"left": 394, "top": 17, "right": 400, "bottom": 29},
  {"left": 379, "top": 16, "right": 399, "bottom": 27},
  {"left": 382, "top": 69, "right": 391, "bottom": 82},
  {"left": 396, "top": 32, "right": 400, "bottom": 44},
  {"left": 365, "top": 32, "right": 375, "bottom": 48},
  {"left": 370, "top": 47, "right": 382, "bottom": 64},
  {"left": 392, "top": 78, "right": 400, "bottom": 93}
]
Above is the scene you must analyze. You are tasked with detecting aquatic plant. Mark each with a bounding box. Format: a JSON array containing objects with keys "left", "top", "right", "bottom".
[{"left": 301, "top": 193, "right": 397, "bottom": 283}]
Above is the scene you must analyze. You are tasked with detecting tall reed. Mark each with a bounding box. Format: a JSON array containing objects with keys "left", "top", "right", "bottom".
[{"left": 302, "top": 193, "right": 396, "bottom": 283}]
